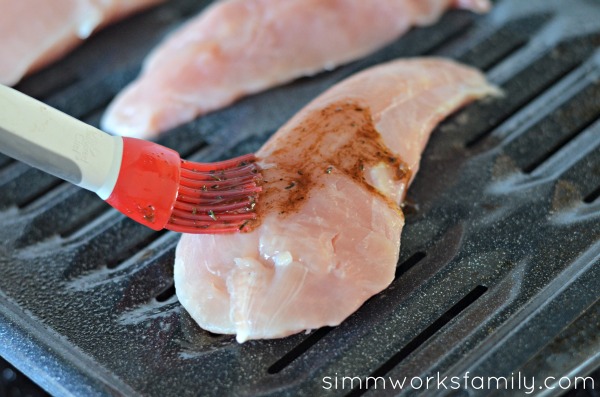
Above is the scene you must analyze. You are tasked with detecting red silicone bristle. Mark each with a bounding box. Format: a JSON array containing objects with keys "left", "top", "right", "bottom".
[
  {"left": 173, "top": 197, "right": 255, "bottom": 214},
  {"left": 166, "top": 154, "right": 261, "bottom": 234},
  {"left": 179, "top": 173, "right": 257, "bottom": 190},
  {"left": 179, "top": 163, "right": 259, "bottom": 183}
]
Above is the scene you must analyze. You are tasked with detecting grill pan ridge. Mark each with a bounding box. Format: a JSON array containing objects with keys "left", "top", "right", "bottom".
[{"left": 1, "top": 0, "right": 600, "bottom": 396}]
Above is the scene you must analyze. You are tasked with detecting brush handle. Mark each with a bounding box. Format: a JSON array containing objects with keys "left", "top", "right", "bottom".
[{"left": 0, "top": 84, "right": 123, "bottom": 199}]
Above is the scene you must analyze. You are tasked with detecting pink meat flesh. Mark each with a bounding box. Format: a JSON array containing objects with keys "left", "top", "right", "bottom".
[
  {"left": 101, "top": 0, "right": 491, "bottom": 138},
  {"left": 0, "top": 0, "right": 165, "bottom": 86},
  {"left": 174, "top": 58, "right": 499, "bottom": 343}
]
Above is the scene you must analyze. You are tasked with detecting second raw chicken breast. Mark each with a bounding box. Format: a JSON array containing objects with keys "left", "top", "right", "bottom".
[{"left": 101, "top": 0, "right": 491, "bottom": 138}]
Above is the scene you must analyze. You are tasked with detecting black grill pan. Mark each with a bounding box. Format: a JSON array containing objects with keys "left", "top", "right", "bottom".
[{"left": 1, "top": 0, "right": 599, "bottom": 396}]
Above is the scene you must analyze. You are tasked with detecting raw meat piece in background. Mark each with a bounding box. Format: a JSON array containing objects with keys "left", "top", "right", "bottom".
[
  {"left": 101, "top": 0, "right": 491, "bottom": 138},
  {"left": 0, "top": 0, "right": 165, "bottom": 86}
]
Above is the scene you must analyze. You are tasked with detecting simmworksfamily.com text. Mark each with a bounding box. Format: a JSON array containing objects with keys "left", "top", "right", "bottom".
[{"left": 322, "top": 372, "right": 594, "bottom": 393}]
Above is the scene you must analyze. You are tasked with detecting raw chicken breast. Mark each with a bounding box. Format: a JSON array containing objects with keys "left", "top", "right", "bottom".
[
  {"left": 174, "top": 58, "right": 499, "bottom": 342},
  {"left": 0, "top": 0, "right": 165, "bottom": 86},
  {"left": 101, "top": 0, "right": 491, "bottom": 138}
]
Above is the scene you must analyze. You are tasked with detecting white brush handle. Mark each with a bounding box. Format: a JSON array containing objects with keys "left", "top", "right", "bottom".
[{"left": 0, "top": 84, "right": 123, "bottom": 200}]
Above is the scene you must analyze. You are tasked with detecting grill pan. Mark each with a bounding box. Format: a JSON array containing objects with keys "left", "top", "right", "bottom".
[{"left": 1, "top": 0, "right": 599, "bottom": 395}]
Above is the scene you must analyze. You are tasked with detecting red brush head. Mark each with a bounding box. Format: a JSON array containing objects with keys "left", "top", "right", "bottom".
[
  {"left": 105, "top": 137, "right": 261, "bottom": 233},
  {"left": 106, "top": 137, "right": 180, "bottom": 230},
  {"left": 167, "top": 154, "right": 262, "bottom": 233}
]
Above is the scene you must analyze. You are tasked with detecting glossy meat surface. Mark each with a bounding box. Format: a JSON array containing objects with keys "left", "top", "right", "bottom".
[
  {"left": 174, "top": 58, "right": 498, "bottom": 342},
  {"left": 101, "top": 0, "right": 490, "bottom": 138},
  {"left": 0, "top": 0, "right": 164, "bottom": 86}
]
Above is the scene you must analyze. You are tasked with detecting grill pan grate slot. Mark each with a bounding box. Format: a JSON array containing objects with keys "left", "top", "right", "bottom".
[
  {"left": 0, "top": 154, "right": 14, "bottom": 170},
  {"left": 420, "top": 20, "right": 477, "bottom": 57},
  {"left": 395, "top": 251, "right": 427, "bottom": 280},
  {"left": 15, "top": 68, "right": 81, "bottom": 102},
  {"left": 13, "top": 189, "right": 109, "bottom": 247},
  {"left": 522, "top": 118, "right": 600, "bottom": 174},
  {"left": 346, "top": 286, "right": 488, "bottom": 397},
  {"left": 155, "top": 283, "right": 176, "bottom": 303},
  {"left": 462, "top": 34, "right": 600, "bottom": 147},
  {"left": 110, "top": 241, "right": 179, "bottom": 309},
  {"left": 15, "top": 179, "right": 65, "bottom": 210},
  {"left": 0, "top": 166, "right": 63, "bottom": 211},
  {"left": 505, "top": 79, "right": 600, "bottom": 173},
  {"left": 584, "top": 184, "right": 600, "bottom": 204},
  {"left": 64, "top": 217, "right": 166, "bottom": 278},
  {"left": 378, "top": 11, "right": 476, "bottom": 61},
  {"left": 44, "top": 66, "right": 139, "bottom": 120},
  {"left": 57, "top": 195, "right": 111, "bottom": 238},
  {"left": 536, "top": 134, "right": 600, "bottom": 206},
  {"left": 105, "top": 229, "right": 168, "bottom": 270},
  {"left": 458, "top": 15, "right": 551, "bottom": 71},
  {"left": 267, "top": 327, "right": 335, "bottom": 375}
]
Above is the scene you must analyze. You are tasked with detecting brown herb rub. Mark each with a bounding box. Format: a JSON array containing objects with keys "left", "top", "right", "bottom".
[{"left": 247, "top": 101, "right": 411, "bottom": 230}]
